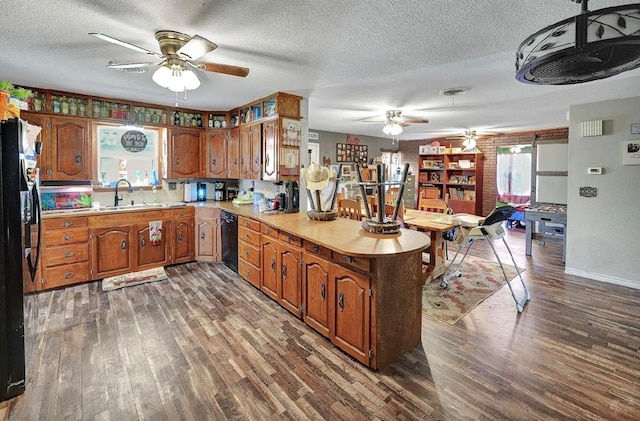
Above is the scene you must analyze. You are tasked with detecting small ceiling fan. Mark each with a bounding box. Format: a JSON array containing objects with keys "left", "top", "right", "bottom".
[
  {"left": 89, "top": 31, "right": 249, "bottom": 91},
  {"left": 364, "top": 110, "right": 429, "bottom": 129},
  {"left": 445, "top": 130, "right": 485, "bottom": 151}
]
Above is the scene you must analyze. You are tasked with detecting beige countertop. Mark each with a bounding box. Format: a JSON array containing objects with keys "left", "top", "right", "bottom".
[{"left": 194, "top": 201, "right": 431, "bottom": 257}]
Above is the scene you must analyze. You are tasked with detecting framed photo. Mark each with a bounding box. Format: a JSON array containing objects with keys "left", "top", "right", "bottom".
[
  {"left": 623, "top": 140, "right": 640, "bottom": 165},
  {"left": 341, "top": 166, "right": 351, "bottom": 176}
]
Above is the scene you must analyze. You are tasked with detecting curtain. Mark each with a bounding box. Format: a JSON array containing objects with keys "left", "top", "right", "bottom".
[{"left": 496, "top": 147, "right": 531, "bottom": 203}]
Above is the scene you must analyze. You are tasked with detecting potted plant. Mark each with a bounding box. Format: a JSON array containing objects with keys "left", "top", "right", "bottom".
[{"left": 10, "top": 87, "right": 33, "bottom": 110}]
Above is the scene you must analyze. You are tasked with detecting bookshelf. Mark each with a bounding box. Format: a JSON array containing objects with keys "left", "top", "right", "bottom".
[{"left": 419, "top": 151, "right": 483, "bottom": 215}]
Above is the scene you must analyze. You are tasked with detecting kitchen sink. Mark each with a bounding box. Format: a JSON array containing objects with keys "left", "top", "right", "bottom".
[{"left": 98, "top": 202, "right": 185, "bottom": 211}]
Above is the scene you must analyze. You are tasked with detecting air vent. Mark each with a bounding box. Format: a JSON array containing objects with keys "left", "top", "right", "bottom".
[{"left": 440, "top": 88, "right": 468, "bottom": 96}]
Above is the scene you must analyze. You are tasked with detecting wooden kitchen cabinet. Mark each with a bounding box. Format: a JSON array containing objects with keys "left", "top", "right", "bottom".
[
  {"left": 195, "top": 207, "right": 221, "bottom": 262},
  {"left": 262, "top": 118, "right": 278, "bottom": 180},
  {"left": 205, "top": 129, "right": 228, "bottom": 178},
  {"left": 227, "top": 127, "right": 240, "bottom": 178},
  {"left": 262, "top": 117, "right": 301, "bottom": 181},
  {"left": 92, "top": 226, "right": 134, "bottom": 279},
  {"left": 171, "top": 207, "right": 195, "bottom": 264},
  {"left": 21, "top": 113, "right": 91, "bottom": 181},
  {"left": 260, "top": 236, "right": 279, "bottom": 301},
  {"left": 41, "top": 216, "right": 90, "bottom": 290},
  {"left": 301, "top": 252, "right": 331, "bottom": 337},
  {"left": 261, "top": 230, "right": 302, "bottom": 317},
  {"left": 238, "top": 216, "right": 261, "bottom": 288},
  {"left": 136, "top": 219, "right": 170, "bottom": 270},
  {"left": 239, "top": 123, "right": 261, "bottom": 179},
  {"left": 330, "top": 262, "right": 371, "bottom": 365},
  {"left": 168, "top": 127, "right": 203, "bottom": 178}
]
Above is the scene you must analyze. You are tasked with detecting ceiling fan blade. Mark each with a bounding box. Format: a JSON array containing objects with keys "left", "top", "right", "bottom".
[
  {"left": 402, "top": 118, "right": 429, "bottom": 124},
  {"left": 177, "top": 35, "right": 217, "bottom": 60},
  {"left": 107, "top": 61, "right": 153, "bottom": 69},
  {"left": 194, "top": 61, "right": 250, "bottom": 77},
  {"left": 90, "top": 33, "right": 162, "bottom": 58},
  {"left": 362, "top": 119, "right": 387, "bottom": 123}
]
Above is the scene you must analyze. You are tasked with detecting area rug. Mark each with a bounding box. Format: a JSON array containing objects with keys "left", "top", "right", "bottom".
[
  {"left": 102, "top": 267, "right": 168, "bottom": 291},
  {"left": 422, "top": 256, "right": 523, "bottom": 325}
]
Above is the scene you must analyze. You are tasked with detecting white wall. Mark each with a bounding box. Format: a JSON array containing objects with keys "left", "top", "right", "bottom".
[{"left": 566, "top": 96, "right": 640, "bottom": 288}]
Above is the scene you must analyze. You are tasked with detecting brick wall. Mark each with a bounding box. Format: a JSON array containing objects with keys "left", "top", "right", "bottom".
[{"left": 399, "top": 127, "right": 569, "bottom": 215}]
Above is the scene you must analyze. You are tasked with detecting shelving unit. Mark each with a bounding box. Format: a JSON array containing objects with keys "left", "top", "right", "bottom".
[{"left": 419, "top": 151, "right": 483, "bottom": 215}]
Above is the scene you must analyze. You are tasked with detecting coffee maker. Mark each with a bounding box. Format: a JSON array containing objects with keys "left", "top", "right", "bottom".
[
  {"left": 213, "top": 182, "right": 226, "bottom": 201},
  {"left": 284, "top": 181, "right": 299, "bottom": 213}
]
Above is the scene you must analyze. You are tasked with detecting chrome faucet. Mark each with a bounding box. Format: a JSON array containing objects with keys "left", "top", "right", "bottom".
[{"left": 114, "top": 178, "right": 133, "bottom": 206}]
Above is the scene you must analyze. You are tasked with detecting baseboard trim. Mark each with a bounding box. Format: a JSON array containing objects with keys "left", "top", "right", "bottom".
[{"left": 564, "top": 267, "right": 639, "bottom": 290}]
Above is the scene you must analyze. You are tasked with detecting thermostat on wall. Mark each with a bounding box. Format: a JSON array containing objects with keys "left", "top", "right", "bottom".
[{"left": 587, "top": 167, "right": 603, "bottom": 174}]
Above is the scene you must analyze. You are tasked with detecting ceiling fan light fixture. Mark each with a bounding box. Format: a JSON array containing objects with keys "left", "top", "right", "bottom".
[
  {"left": 383, "top": 123, "right": 403, "bottom": 136},
  {"left": 516, "top": 0, "right": 640, "bottom": 85},
  {"left": 152, "top": 64, "right": 201, "bottom": 92}
]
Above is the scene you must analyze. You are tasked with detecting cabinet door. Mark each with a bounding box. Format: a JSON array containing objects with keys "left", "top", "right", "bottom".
[
  {"left": 196, "top": 217, "right": 219, "bottom": 262},
  {"left": 301, "top": 252, "right": 331, "bottom": 337},
  {"left": 227, "top": 127, "right": 240, "bottom": 178},
  {"left": 261, "top": 238, "right": 279, "bottom": 301},
  {"left": 173, "top": 218, "right": 194, "bottom": 264},
  {"left": 168, "top": 128, "right": 203, "bottom": 178},
  {"left": 330, "top": 263, "right": 371, "bottom": 365},
  {"left": 280, "top": 245, "right": 301, "bottom": 317},
  {"left": 239, "top": 125, "right": 252, "bottom": 179},
  {"left": 262, "top": 118, "right": 278, "bottom": 180},
  {"left": 206, "top": 130, "right": 227, "bottom": 178},
  {"left": 50, "top": 117, "right": 90, "bottom": 180},
  {"left": 20, "top": 112, "right": 50, "bottom": 180},
  {"left": 92, "top": 227, "right": 133, "bottom": 278},
  {"left": 249, "top": 123, "right": 262, "bottom": 179},
  {"left": 136, "top": 221, "right": 169, "bottom": 270}
]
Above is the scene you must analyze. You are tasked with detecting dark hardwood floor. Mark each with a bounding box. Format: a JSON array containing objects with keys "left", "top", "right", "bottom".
[{"left": 2, "top": 230, "right": 639, "bottom": 420}]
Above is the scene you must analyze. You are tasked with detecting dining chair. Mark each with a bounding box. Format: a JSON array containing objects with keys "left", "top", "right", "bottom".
[
  {"left": 418, "top": 198, "right": 448, "bottom": 213},
  {"left": 370, "top": 201, "right": 404, "bottom": 222},
  {"left": 337, "top": 198, "right": 362, "bottom": 220}
]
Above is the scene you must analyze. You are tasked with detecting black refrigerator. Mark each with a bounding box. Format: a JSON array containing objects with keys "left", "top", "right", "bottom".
[{"left": 0, "top": 117, "right": 42, "bottom": 402}]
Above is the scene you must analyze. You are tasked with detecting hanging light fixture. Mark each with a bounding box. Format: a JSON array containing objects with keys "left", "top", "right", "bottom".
[
  {"left": 516, "top": 0, "right": 640, "bottom": 85},
  {"left": 382, "top": 122, "right": 403, "bottom": 135},
  {"left": 462, "top": 130, "right": 478, "bottom": 151},
  {"left": 152, "top": 59, "right": 201, "bottom": 92}
]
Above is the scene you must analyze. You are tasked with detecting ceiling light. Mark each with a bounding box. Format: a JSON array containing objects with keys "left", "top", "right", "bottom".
[
  {"left": 382, "top": 123, "right": 403, "bottom": 136},
  {"left": 152, "top": 61, "right": 201, "bottom": 92},
  {"left": 516, "top": 0, "right": 640, "bottom": 85}
]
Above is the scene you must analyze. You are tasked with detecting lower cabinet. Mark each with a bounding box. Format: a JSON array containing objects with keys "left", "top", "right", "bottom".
[
  {"left": 195, "top": 207, "right": 221, "bottom": 262},
  {"left": 92, "top": 226, "right": 134, "bottom": 279},
  {"left": 136, "top": 219, "right": 171, "bottom": 270},
  {"left": 238, "top": 216, "right": 261, "bottom": 288},
  {"left": 41, "top": 216, "right": 90, "bottom": 289},
  {"left": 261, "top": 234, "right": 302, "bottom": 317},
  {"left": 172, "top": 207, "right": 195, "bottom": 264}
]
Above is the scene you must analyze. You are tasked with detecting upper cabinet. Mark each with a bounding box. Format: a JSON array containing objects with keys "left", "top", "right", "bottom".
[
  {"left": 205, "top": 129, "right": 228, "bottom": 178},
  {"left": 168, "top": 127, "right": 204, "bottom": 179}
]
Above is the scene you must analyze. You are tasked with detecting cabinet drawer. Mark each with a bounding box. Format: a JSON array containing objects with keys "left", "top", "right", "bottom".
[
  {"left": 172, "top": 206, "right": 194, "bottom": 219},
  {"left": 238, "top": 258, "right": 260, "bottom": 288},
  {"left": 303, "top": 240, "right": 332, "bottom": 260},
  {"left": 43, "top": 216, "right": 88, "bottom": 230},
  {"left": 279, "top": 231, "right": 302, "bottom": 247},
  {"left": 45, "top": 243, "right": 89, "bottom": 266},
  {"left": 239, "top": 216, "right": 260, "bottom": 232},
  {"left": 43, "top": 227, "right": 89, "bottom": 245},
  {"left": 239, "top": 226, "right": 261, "bottom": 247},
  {"left": 238, "top": 240, "right": 261, "bottom": 267},
  {"left": 260, "top": 224, "right": 279, "bottom": 239},
  {"left": 44, "top": 262, "right": 90, "bottom": 289},
  {"left": 333, "top": 252, "right": 371, "bottom": 273}
]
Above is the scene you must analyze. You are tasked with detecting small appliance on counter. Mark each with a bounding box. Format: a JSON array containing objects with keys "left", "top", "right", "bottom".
[
  {"left": 183, "top": 181, "right": 197, "bottom": 202},
  {"left": 197, "top": 182, "right": 207, "bottom": 201},
  {"left": 226, "top": 186, "right": 238, "bottom": 201},
  {"left": 284, "top": 180, "right": 300, "bottom": 213},
  {"left": 214, "top": 181, "right": 226, "bottom": 201}
]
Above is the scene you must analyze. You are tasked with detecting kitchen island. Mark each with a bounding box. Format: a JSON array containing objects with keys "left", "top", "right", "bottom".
[{"left": 195, "top": 201, "right": 430, "bottom": 370}]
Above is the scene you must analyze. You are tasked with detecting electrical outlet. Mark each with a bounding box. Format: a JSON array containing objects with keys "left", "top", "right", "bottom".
[
  {"left": 169, "top": 182, "right": 177, "bottom": 190},
  {"left": 579, "top": 186, "right": 597, "bottom": 197}
]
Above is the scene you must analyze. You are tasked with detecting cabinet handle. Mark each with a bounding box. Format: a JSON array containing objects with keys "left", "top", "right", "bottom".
[
  {"left": 246, "top": 233, "right": 250, "bottom": 239},
  {"left": 75, "top": 153, "right": 81, "bottom": 165},
  {"left": 345, "top": 256, "right": 355, "bottom": 264},
  {"left": 287, "top": 235, "right": 292, "bottom": 242},
  {"left": 64, "top": 272, "right": 74, "bottom": 279},
  {"left": 64, "top": 234, "right": 72, "bottom": 241},
  {"left": 245, "top": 251, "right": 250, "bottom": 257},
  {"left": 178, "top": 232, "right": 183, "bottom": 242},
  {"left": 234, "top": 158, "right": 238, "bottom": 165},
  {"left": 175, "top": 157, "right": 180, "bottom": 165},
  {"left": 63, "top": 221, "right": 72, "bottom": 227},
  {"left": 47, "top": 168, "right": 53, "bottom": 175},
  {"left": 64, "top": 252, "right": 73, "bottom": 258},
  {"left": 200, "top": 231, "right": 206, "bottom": 239},
  {"left": 282, "top": 263, "right": 287, "bottom": 280},
  {"left": 212, "top": 158, "right": 216, "bottom": 165},
  {"left": 321, "top": 283, "right": 326, "bottom": 301},
  {"left": 313, "top": 244, "right": 319, "bottom": 253},
  {"left": 265, "top": 153, "right": 270, "bottom": 168},
  {"left": 271, "top": 257, "right": 276, "bottom": 271},
  {"left": 254, "top": 157, "right": 259, "bottom": 166},
  {"left": 338, "top": 292, "right": 344, "bottom": 312},
  {"left": 121, "top": 240, "right": 127, "bottom": 250},
  {"left": 141, "top": 237, "right": 146, "bottom": 248}
]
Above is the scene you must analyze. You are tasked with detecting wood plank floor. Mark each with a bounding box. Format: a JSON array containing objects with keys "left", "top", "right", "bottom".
[{"left": 2, "top": 230, "right": 639, "bottom": 420}]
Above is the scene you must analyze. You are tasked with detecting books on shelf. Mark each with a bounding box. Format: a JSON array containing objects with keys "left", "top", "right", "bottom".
[{"left": 448, "top": 187, "right": 476, "bottom": 201}]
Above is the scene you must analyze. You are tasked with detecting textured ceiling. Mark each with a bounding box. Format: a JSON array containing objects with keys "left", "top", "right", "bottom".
[{"left": 1, "top": 0, "right": 639, "bottom": 140}]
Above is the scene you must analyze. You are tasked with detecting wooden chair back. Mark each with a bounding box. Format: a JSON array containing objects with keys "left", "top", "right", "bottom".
[
  {"left": 337, "top": 198, "right": 362, "bottom": 220},
  {"left": 418, "top": 198, "right": 448, "bottom": 213},
  {"left": 371, "top": 201, "right": 404, "bottom": 220}
]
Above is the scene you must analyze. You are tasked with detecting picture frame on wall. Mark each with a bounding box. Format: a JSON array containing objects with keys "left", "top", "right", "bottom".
[
  {"left": 623, "top": 140, "right": 640, "bottom": 165},
  {"left": 336, "top": 142, "right": 368, "bottom": 163}
]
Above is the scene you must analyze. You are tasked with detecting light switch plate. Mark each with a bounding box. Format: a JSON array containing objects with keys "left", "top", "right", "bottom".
[
  {"left": 579, "top": 186, "right": 597, "bottom": 197},
  {"left": 169, "top": 182, "right": 177, "bottom": 190}
]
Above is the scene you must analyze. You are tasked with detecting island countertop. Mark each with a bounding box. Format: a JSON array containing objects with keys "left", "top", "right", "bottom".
[{"left": 194, "top": 201, "right": 430, "bottom": 257}]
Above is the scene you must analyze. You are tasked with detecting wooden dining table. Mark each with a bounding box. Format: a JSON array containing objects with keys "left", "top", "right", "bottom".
[{"left": 402, "top": 209, "right": 484, "bottom": 283}]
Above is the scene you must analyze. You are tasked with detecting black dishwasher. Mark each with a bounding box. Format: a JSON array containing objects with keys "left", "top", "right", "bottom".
[{"left": 220, "top": 210, "right": 238, "bottom": 272}]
